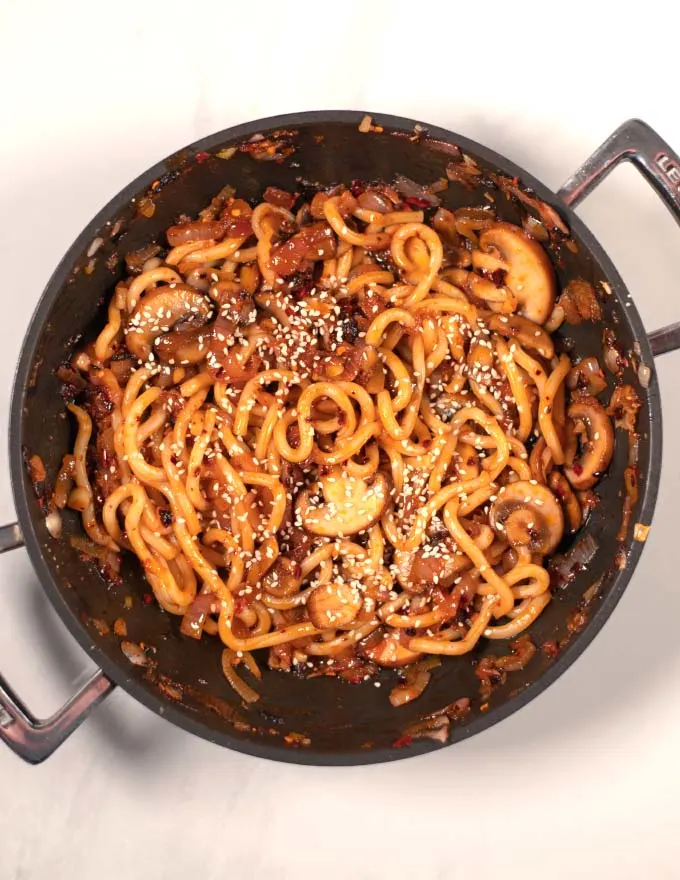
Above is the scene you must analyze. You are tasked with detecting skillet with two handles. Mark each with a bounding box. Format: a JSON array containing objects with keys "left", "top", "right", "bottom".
[{"left": 1, "top": 111, "right": 679, "bottom": 765}]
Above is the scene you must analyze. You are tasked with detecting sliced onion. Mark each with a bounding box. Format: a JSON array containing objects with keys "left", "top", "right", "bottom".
[
  {"left": 550, "top": 534, "right": 599, "bottom": 586},
  {"left": 69, "top": 535, "right": 111, "bottom": 562},
  {"left": 222, "top": 649, "right": 260, "bottom": 703},
  {"left": 567, "top": 356, "right": 608, "bottom": 395},
  {"left": 241, "top": 650, "right": 262, "bottom": 680},
  {"left": 87, "top": 237, "right": 104, "bottom": 258},
  {"left": 454, "top": 206, "right": 494, "bottom": 223},
  {"left": 45, "top": 510, "right": 62, "bottom": 539},
  {"left": 357, "top": 191, "right": 392, "bottom": 213},
  {"left": 403, "top": 714, "right": 450, "bottom": 743},
  {"left": 603, "top": 341, "right": 620, "bottom": 375},
  {"left": 394, "top": 175, "right": 441, "bottom": 206},
  {"left": 141, "top": 256, "right": 162, "bottom": 272},
  {"left": 427, "top": 178, "right": 449, "bottom": 195},
  {"left": 638, "top": 362, "right": 651, "bottom": 389},
  {"left": 180, "top": 590, "right": 215, "bottom": 639},
  {"left": 121, "top": 641, "right": 149, "bottom": 667},
  {"left": 389, "top": 658, "right": 441, "bottom": 707},
  {"left": 523, "top": 215, "right": 549, "bottom": 242}
]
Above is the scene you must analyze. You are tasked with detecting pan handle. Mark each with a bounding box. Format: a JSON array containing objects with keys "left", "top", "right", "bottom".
[
  {"left": 558, "top": 118, "right": 680, "bottom": 357},
  {"left": 0, "top": 522, "right": 115, "bottom": 764}
]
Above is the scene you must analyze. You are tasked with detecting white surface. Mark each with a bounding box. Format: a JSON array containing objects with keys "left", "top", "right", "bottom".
[{"left": 2, "top": 2, "right": 680, "bottom": 877}]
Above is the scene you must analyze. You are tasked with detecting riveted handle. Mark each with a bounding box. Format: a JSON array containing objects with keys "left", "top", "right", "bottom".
[
  {"left": 0, "top": 523, "right": 115, "bottom": 764},
  {"left": 558, "top": 118, "right": 680, "bottom": 357}
]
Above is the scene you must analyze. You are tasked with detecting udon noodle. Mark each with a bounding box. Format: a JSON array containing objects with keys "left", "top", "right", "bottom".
[{"left": 56, "top": 178, "right": 616, "bottom": 706}]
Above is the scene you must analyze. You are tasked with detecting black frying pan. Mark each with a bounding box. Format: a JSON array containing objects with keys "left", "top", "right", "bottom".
[{"left": 2, "top": 112, "right": 679, "bottom": 765}]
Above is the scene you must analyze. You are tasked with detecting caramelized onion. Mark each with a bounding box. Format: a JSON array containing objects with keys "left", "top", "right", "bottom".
[
  {"left": 607, "top": 384, "right": 642, "bottom": 432},
  {"left": 167, "top": 221, "right": 226, "bottom": 247},
  {"left": 523, "top": 215, "right": 549, "bottom": 242},
  {"left": 222, "top": 649, "right": 260, "bottom": 703},
  {"left": 549, "top": 534, "right": 599, "bottom": 587},
  {"left": 125, "top": 243, "right": 162, "bottom": 274},
  {"left": 121, "top": 641, "right": 149, "bottom": 667},
  {"left": 70, "top": 535, "right": 114, "bottom": 562},
  {"left": 181, "top": 590, "right": 217, "bottom": 639},
  {"left": 567, "top": 357, "right": 608, "bottom": 395},
  {"left": 558, "top": 279, "right": 602, "bottom": 324},
  {"left": 270, "top": 223, "right": 336, "bottom": 276},
  {"left": 358, "top": 190, "right": 393, "bottom": 213},
  {"left": 389, "top": 658, "right": 441, "bottom": 707},
  {"left": 263, "top": 186, "right": 296, "bottom": 210}
]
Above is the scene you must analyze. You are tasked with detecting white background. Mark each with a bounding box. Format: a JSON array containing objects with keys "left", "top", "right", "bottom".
[{"left": 2, "top": 2, "right": 680, "bottom": 877}]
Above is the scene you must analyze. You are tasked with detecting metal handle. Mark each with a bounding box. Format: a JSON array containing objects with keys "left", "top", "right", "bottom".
[
  {"left": 0, "top": 522, "right": 115, "bottom": 764},
  {"left": 558, "top": 118, "right": 680, "bottom": 357}
]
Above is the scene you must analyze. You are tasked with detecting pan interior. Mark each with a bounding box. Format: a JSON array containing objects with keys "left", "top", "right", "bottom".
[{"left": 12, "top": 113, "right": 658, "bottom": 763}]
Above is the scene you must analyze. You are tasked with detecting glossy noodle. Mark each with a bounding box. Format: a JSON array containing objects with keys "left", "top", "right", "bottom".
[{"left": 57, "top": 180, "right": 616, "bottom": 705}]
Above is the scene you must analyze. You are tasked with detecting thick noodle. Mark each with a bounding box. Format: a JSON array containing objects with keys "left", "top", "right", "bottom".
[{"left": 58, "top": 178, "right": 615, "bottom": 707}]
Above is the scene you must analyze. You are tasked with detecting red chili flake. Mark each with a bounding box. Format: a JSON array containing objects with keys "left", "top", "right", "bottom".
[
  {"left": 572, "top": 463, "right": 583, "bottom": 476},
  {"left": 345, "top": 674, "right": 364, "bottom": 684},
  {"left": 287, "top": 274, "right": 314, "bottom": 300},
  {"left": 392, "top": 734, "right": 413, "bottom": 749},
  {"left": 350, "top": 179, "right": 366, "bottom": 197},
  {"left": 404, "top": 196, "right": 431, "bottom": 209},
  {"left": 195, "top": 151, "right": 211, "bottom": 164},
  {"left": 542, "top": 640, "right": 559, "bottom": 659},
  {"left": 142, "top": 593, "right": 154, "bottom": 605}
]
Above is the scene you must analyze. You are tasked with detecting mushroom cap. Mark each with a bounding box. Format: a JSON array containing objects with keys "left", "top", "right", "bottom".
[
  {"left": 126, "top": 284, "right": 213, "bottom": 362},
  {"left": 473, "top": 222, "right": 556, "bottom": 325},
  {"left": 306, "top": 581, "right": 363, "bottom": 629},
  {"left": 155, "top": 327, "right": 208, "bottom": 365},
  {"left": 489, "top": 479, "right": 564, "bottom": 556},
  {"left": 296, "top": 468, "right": 388, "bottom": 537},
  {"left": 564, "top": 396, "right": 615, "bottom": 490}
]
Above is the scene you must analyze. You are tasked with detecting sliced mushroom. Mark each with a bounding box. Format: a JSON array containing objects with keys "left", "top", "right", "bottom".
[
  {"left": 360, "top": 631, "right": 422, "bottom": 668},
  {"left": 306, "top": 581, "right": 363, "bottom": 629},
  {"left": 567, "top": 356, "right": 608, "bottom": 395},
  {"left": 489, "top": 479, "right": 564, "bottom": 555},
  {"left": 296, "top": 469, "right": 388, "bottom": 537},
  {"left": 126, "top": 284, "right": 213, "bottom": 362},
  {"left": 487, "top": 313, "right": 554, "bottom": 360},
  {"left": 473, "top": 222, "right": 556, "bottom": 324},
  {"left": 563, "top": 396, "right": 615, "bottom": 490},
  {"left": 155, "top": 328, "right": 209, "bottom": 364}
]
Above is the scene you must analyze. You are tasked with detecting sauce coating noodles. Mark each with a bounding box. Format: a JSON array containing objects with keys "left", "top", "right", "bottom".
[{"left": 58, "top": 179, "right": 615, "bottom": 704}]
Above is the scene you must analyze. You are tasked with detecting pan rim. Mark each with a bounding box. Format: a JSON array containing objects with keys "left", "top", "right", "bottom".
[{"left": 8, "top": 109, "right": 662, "bottom": 765}]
